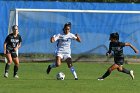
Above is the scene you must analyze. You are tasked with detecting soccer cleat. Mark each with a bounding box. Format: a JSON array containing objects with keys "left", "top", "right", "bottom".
[
  {"left": 46, "top": 65, "right": 51, "bottom": 74},
  {"left": 75, "top": 78, "right": 78, "bottom": 80},
  {"left": 4, "top": 72, "right": 8, "bottom": 78},
  {"left": 130, "top": 70, "right": 134, "bottom": 80},
  {"left": 97, "top": 77, "right": 104, "bottom": 81},
  {"left": 14, "top": 75, "right": 19, "bottom": 78}
]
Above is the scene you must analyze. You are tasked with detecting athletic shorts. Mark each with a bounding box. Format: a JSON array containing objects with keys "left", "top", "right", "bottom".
[
  {"left": 6, "top": 49, "right": 17, "bottom": 58},
  {"left": 55, "top": 52, "right": 71, "bottom": 60},
  {"left": 114, "top": 57, "right": 124, "bottom": 65}
]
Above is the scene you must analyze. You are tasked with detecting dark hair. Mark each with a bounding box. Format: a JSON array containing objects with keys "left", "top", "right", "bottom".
[
  {"left": 109, "top": 32, "right": 119, "bottom": 40},
  {"left": 12, "top": 25, "right": 18, "bottom": 31},
  {"left": 63, "top": 22, "right": 71, "bottom": 31}
]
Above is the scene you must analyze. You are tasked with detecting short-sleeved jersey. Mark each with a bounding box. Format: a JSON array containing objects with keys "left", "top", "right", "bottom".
[
  {"left": 54, "top": 32, "right": 77, "bottom": 54},
  {"left": 4, "top": 33, "right": 22, "bottom": 51},
  {"left": 108, "top": 41, "right": 125, "bottom": 58}
]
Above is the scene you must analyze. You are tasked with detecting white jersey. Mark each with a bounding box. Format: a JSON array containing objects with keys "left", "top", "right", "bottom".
[{"left": 53, "top": 32, "right": 77, "bottom": 55}]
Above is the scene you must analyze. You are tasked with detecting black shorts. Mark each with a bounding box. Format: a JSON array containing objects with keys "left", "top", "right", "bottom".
[
  {"left": 6, "top": 49, "right": 17, "bottom": 58},
  {"left": 114, "top": 57, "right": 124, "bottom": 65}
]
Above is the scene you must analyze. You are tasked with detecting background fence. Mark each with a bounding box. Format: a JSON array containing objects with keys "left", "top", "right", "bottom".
[{"left": 0, "top": 1, "right": 140, "bottom": 62}]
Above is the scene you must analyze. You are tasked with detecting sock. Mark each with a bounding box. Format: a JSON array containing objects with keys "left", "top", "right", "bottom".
[
  {"left": 14, "top": 65, "right": 18, "bottom": 76},
  {"left": 121, "top": 68, "right": 130, "bottom": 74},
  {"left": 70, "top": 66, "right": 78, "bottom": 79},
  {"left": 5, "top": 63, "right": 10, "bottom": 73},
  {"left": 50, "top": 63, "right": 56, "bottom": 68},
  {"left": 102, "top": 70, "right": 111, "bottom": 79}
]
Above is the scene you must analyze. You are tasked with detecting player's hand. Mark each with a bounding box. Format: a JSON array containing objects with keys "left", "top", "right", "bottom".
[
  {"left": 134, "top": 49, "right": 139, "bottom": 54},
  {"left": 14, "top": 47, "right": 18, "bottom": 51},
  {"left": 106, "top": 52, "right": 112, "bottom": 57},
  {"left": 75, "top": 34, "right": 81, "bottom": 42},
  {"left": 75, "top": 34, "right": 78, "bottom": 37},
  {"left": 4, "top": 50, "right": 6, "bottom": 54},
  {"left": 75, "top": 34, "right": 80, "bottom": 39}
]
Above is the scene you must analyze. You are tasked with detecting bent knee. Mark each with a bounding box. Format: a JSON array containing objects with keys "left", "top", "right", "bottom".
[
  {"left": 117, "top": 68, "right": 123, "bottom": 72},
  {"left": 7, "top": 60, "right": 13, "bottom": 64},
  {"left": 67, "top": 63, "right": 73, "bottom": 68},
  {"left": 15, "top": 63, "right": 19, "bottom": 66},
  {"left": 108, "top": 68, "right": 113, "bottom": 72},
  {"left": 56, "top": 63, "right": 61, "bottom": 67}
]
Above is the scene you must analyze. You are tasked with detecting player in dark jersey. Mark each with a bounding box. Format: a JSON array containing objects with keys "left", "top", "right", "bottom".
[
  {"left": 4, "top": 25, "right": 22, "bottom": 78},
  {"left": 98, "top": 32, "right": 138, "bottom": 80}
]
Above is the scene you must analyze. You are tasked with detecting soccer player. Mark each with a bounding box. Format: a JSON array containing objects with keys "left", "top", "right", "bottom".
[
  {"left": 4, "top": 25, "right": 22, "bottom": 78},
  {"left": 46, "top": 22, "right": 81, "bottom": 80},
  {"left": 98, "top": 32, "right": 139, "bottom": 80}
]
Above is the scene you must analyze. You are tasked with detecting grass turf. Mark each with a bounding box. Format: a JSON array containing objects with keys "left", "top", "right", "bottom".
[{"left": 0, "top": 62, "right": 140, "bottom": 93}]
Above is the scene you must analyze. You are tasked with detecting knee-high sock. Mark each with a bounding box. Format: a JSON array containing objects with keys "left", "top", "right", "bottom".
[
  {"left": 14, "top": 65, "right": 18, "bottom": 76},
  {"left": 50, "top": 63, "right": 56, "bottom": 68},
  {"left": 102, "top": 70, "right": 111, "bottom": 79},
  {"left": 70, "top": 66, "right": 78, "bottom": 79},
  {"left": 121, "top": 68, "right": 130, "bottom": 74},
  {"left": 5, "top": 63, "right": 10, "bottom": 73}
]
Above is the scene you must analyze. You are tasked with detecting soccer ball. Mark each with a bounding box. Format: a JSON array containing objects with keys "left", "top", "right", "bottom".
[{"left": 56, "top": 72, "right": 65, "bottom": 80}]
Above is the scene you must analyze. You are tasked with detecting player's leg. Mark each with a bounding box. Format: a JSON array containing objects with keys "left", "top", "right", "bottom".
[
  {"left": 12, "top": 58, "right": 19, "bottom": 78},
  {"left": 98, "top": 64, "right": 119, "bottom": 80},
  {"left": 4, "top": 52, "right": 13, "bottom": 78},
  {"left": 66, "top": 57, "right": 78, "bottom": 80},
  {"left": 117, "top": 65, "right": 130, "bottom": 74},
  {"left": 46, "top": 56, "right": 62, "bottom": 74},
  {"left": 12, "top": 52, "right": 19, "bottom": 78},
  {"left": 116, "top": 59, "right": 134, "bottom": 79},
  {"left": 117, "top": 65, "right": 134, "bottom": 79}
]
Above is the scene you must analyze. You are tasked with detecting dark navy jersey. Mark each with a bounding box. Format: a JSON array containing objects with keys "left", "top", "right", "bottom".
[
  {"left": 108, "top": 41, "right": 125, "bottom": 58},
  {"left": 4, "top": 33, "right": 22, "bottom": 50}
]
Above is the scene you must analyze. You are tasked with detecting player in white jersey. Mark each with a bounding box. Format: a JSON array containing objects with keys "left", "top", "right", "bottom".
[{"left": 46, "top": 22, "right": 81, "bottom": 80}]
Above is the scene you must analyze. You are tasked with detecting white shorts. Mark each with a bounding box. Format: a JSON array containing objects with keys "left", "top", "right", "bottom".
[{"left": 55, "top": 52, "right": 71, "bottom": 60}]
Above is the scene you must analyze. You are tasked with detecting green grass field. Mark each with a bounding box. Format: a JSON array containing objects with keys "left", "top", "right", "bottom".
[{"left": 0, "top": 62, "right": 140, "bottom": 93}]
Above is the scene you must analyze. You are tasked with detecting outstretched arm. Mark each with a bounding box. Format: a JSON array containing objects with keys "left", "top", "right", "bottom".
[
  {"left": 75, "top": 34, "right": 81, "bottom": 42},
  {"left": 125, "top": 42, "right": 139, "bottom": 53}
]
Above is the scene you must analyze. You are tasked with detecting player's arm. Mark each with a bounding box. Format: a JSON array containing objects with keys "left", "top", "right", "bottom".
[
  {"left": 50, "top": 36, "right": 55, "bottom": 43},
  {"left": 14, "top": 43, "right": 21, "bottom": 51},
  {"left": 50, "top": 34, "right": 60, "bottom": 43},
  {"left": 106, "top": 42, "right": 112, "bottom": 56},
  {"left": 14, "top": 36, "right": 22, "bottom": 51},
  {"left": 125, "top": 42, "right": 139, "bottom": 53},
  {"left": 75, "top": 34, "right": 81, "bottom": 42},
  {"left": 3, "top": 42, "right": 7, "bottom": 54}
]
